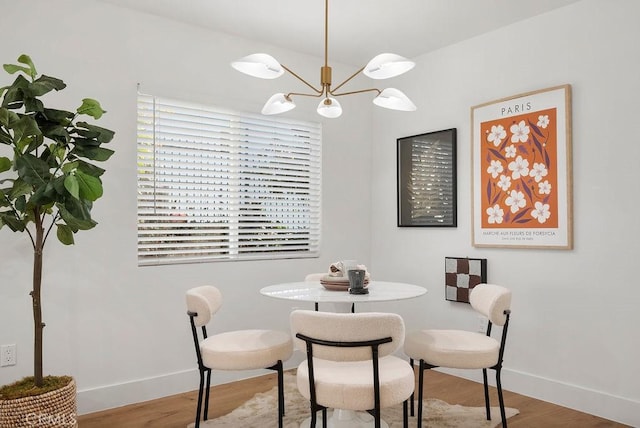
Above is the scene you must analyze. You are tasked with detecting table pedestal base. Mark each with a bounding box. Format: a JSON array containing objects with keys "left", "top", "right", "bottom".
[{"left": 300, "top": 409, "right": 389, "bottom": 428}]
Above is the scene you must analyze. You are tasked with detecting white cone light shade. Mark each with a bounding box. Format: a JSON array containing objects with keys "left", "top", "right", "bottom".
[
  {"left": 317, "top": 97, "right": 342, "bottom": 118},
  {"left": 262, "top": 93, "right": 296, "bottom": 115},
  {"left": 231, "top": 53, "right": 284, "bottom": 79},
  {"left": 373, "top": 88, "right": 416, "bottom": 111},
  {"left": 363, "top": 53, "right": 415, "bottom": 80}
]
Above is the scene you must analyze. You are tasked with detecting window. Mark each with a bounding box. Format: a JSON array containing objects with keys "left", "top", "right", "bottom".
[{"left": 137, "top": 94, "right": 321, "bottom": 266}]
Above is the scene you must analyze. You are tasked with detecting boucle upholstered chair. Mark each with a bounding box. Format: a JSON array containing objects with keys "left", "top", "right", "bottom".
[
  {"left": 290, "top": 310, "right": 414, "bottom": 428},
  {"left": 404, "top": 283, "right": 512, "bottom": 428},
  {"left": 186, "top": 285, "right": 293, "bottom": 428}
]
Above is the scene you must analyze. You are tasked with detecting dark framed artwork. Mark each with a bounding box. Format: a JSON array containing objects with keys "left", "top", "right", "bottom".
[
  {"left": 445, "top": 257, "right": 487, "bottom": 303},
  {"left": 397, "top": 128, "right": 457, "bottom": 227}
]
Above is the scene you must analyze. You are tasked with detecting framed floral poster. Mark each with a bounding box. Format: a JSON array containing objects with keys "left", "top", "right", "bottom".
[{"left": 471, "top": 85, "right": 572, "bottom": 249}]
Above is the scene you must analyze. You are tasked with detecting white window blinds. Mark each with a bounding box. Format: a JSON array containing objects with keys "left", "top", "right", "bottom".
[{"left": 137, "top": 94, "right": 321, "bottom": 266}]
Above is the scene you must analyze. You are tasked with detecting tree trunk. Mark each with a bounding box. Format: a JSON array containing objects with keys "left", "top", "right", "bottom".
[{"left": 32, "top": 209, "right": 45, "bottom": 387}]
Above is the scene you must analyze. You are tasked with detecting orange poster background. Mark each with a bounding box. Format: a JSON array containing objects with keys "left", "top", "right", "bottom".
[{"left": 480, "top": 108, "right": 558, "bottom": 228}]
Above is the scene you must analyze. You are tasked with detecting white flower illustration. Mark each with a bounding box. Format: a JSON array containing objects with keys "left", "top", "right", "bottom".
[
  {"left": 508, "top": 155, "right": 529, "bottom": 179},
  {"left": 487, "top": 159, "right": 504, "bottom": 178},
  {"left": 505, "top": 189, "right": 526, "bottom": 213},
  {"left": 510, "top": 120, "right": 530, "bottom": 143},
  {"left": 529, "top": 162, "right": 548, "bottom": 182},
  {"left": 488, "top": 125, "right": 507, "bottom": 146},
  {"left": 497, "top": 174, "right": 511, "bottom": 191},
  {"left": 505, "top": 144, "right": 516, "bottom": 158},
  {"left": 486, "top": 204, "right": 504, "bottom": 224},
  {"left": 538, "top": 180, "right": 552, "bottom": 195},
  {"left": 531, "top": 201, "right": 551, "bottom": 223},
  {"left": 537, "top": 115, "right": 550, "bottom": 129}
]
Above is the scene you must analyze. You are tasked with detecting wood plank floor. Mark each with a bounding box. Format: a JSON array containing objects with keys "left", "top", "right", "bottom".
[{"left": 78, "top": 370, "right": 629, "bottom": 427}]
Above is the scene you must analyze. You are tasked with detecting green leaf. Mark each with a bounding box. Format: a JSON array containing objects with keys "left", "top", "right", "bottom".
[
  {"left": 10, "top": 115, "right": 42, "bottom": 143},
  {"left": 0, "top": 108, "right": 19, "bottom": 128},
  {"left": 56, "top": 223, "right": 74, "bottom": 245},
  {"left": 64, "top": 174, "right": 80, "bottom": 199},
  {"left": 28, "top": 75, "right": 65, "bottom": 96},
  {"left": 58, "top": 202, "right": 96, "bottom": 231},
  {"left": 75, "top": 170, "right": 103, "bottom": 201},
  {"left": 3, "top": 64, "right": 31, "bottom": 77},
  {"left": 71, "top": 145, "right": 114, "bottom": 162},
  {"left": 9, "top": 178, "right": 32, "bottom": 200},
  {"left": 0, "top": 211, "right": 25, "bottom": 232},
  {"left": 76, "top": 160, "right": 105, "bottom": 177},
  {"left": 0, "top": 157, "right": 10, "bottom": 173},
  {"left": 75, "top": 122, "right": 115, "bottom": 144},
  {"left": 76, "top": 98, "right": 105, "bottom": 120},
  {"left": 17, "top": 54, "right": 37, "bottom": 79},
  {"left": 15, "top": 153, "right": 50, "bottom": 185}
]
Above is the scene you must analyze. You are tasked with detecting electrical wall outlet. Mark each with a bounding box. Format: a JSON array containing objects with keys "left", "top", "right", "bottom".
[
  {"left": 1, "top": 344, "right": 17, "bottom": 367},
  {"left": 477, "top": 315, "right": 489, "bottom": 333}
]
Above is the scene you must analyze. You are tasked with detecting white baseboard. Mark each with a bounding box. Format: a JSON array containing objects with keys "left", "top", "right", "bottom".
[
  {"left": 77, "top": 359, "right": 302, "bottom": 416},
  {"left": 436, "top": 367, "right": 640, "bottom": 427}
]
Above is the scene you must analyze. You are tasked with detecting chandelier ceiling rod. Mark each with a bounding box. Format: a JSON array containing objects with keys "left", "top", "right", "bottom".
[{"left": 231, "top": 0, "right": 417, "bottom": 118}]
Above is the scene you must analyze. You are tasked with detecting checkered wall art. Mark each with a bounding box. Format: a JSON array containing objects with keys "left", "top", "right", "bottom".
[{"left": 445, "top": 257, "right": 487, "bottom": 303}]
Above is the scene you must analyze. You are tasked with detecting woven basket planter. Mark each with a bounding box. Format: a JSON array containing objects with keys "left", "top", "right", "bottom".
[{"left": 0, "top": 378, "right": 77, "bottom": 428}]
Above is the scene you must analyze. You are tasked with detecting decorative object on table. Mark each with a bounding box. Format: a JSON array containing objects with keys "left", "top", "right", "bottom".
[
  {"left": 348, "top": 269, "right": 368, "bottom": 295},
  {"left": 471, "top": 84, "right": 572, "bottom": 249},
  {"left": 0, "top": 54, "right": 115, "bottom": 426},
  {"left": 445, "top": 257, "right": 487, "bottom": 303},
  {"left": 397, "top": 128, "right": 457, "bottom": 227},
  {"left": 405, "top": 284, "right": 513, "bottom": 428},
  {"left": 193, "top": 371, "right": 519, "bottom": 428},
  {"left": 231, "top": 0, "right": 416, "bottom": 119},
  {"left": 321, "top": 261, "right": 370, "bottom": 290}
]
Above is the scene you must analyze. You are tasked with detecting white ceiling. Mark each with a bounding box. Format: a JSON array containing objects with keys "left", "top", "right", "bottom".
[{"left": 96, "top": 0, "right": 580, "bottom": 66}]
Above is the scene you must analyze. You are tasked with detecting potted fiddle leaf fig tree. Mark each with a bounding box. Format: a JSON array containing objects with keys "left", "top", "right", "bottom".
[{"left": 0, "top": 54, "right": 114, "bottom": 426}]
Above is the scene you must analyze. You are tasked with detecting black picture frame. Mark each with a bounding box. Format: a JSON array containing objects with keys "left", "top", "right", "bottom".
[{"left": 397, "top": 128, "right": 457, "bottom": 227}]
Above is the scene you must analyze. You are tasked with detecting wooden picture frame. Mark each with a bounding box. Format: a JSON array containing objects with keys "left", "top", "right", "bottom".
[
  {"left": 397, "top": 128, "right": 457, "bottom": 227},
  {"left": 471, "top": 85, "right": 572, "bottom": 249}
]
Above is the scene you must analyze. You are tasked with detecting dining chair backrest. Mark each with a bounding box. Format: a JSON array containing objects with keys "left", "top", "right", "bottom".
[
  {"left": 186, "top": 285, "right": 223, "bottom": 327},
  {"left": 290, "top": 310, "right": 404, "bottom": 361},
  {"left": 469, "top": 283, "right": 511, "bottom": 326}
]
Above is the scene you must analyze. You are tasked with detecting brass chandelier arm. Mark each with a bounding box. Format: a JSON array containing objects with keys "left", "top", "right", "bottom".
[
  {"left": 281, "top": 64, "right": 323, "bottom": 94},
  {"left": 330, "top": 87, "right": 381, "bottom": 97},
  {"left": 330, "top": 66, "right": 365, "bottom": 94},
  {"left": 286, "top": 91, "right": 325, "bottom": 99}
]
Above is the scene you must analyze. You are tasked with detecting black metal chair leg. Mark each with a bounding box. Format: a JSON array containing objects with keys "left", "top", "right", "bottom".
[
  {"left": 203, "top": 368, "right": 212, "bottom": 420},
  {"left": 496, "top": 369, "right": 507, "bottom": 428},
  {"left": 482, "top": 368, "right": 491, "bottom": 421},
  {"left": 194, "top": 368, "right": 205, "bottom": 428},
  {"left": 277, "top": 361, "right": 284, "bottom": 428},
  {"left": 403, "top": 399, "right": 408, "bottom": 428},
  {"left": 409, "top": 358, "right": 415, "bottom": 416},
  {"left": 310, "top": 406, "right": 316, "bottom": 428},
  {"left": 417, "top": 360, "right": 425, "bottom": 428}
]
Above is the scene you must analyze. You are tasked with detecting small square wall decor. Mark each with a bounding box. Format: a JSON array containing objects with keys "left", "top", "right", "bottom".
[{"left": 445, "top": 257, "right": 487, "bottom": 303}]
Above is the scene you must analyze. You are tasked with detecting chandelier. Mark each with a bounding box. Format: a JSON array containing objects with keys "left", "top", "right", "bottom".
[{"left": 231, "top": 0, "right": 416, "bottom": 118}]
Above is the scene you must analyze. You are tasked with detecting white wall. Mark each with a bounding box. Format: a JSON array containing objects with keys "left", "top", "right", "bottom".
[
  {"left": 370, "top": 0, "right": 640, "bottom": 425},
  {"left": 0, "top": 0, "right": 373, "bottom": 414}
]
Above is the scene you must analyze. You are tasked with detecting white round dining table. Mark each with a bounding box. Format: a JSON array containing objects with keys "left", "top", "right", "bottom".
[
  {"left": 260, "top": 280, "right": 427, "bottom": 313},
  {"left": 260, "top": 280, "right": 427, "bottom": 427}
]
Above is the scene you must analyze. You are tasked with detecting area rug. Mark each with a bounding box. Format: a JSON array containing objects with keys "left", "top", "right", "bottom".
[{"left": 188, "top": 373, "right": 519, "bottom": 427}]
